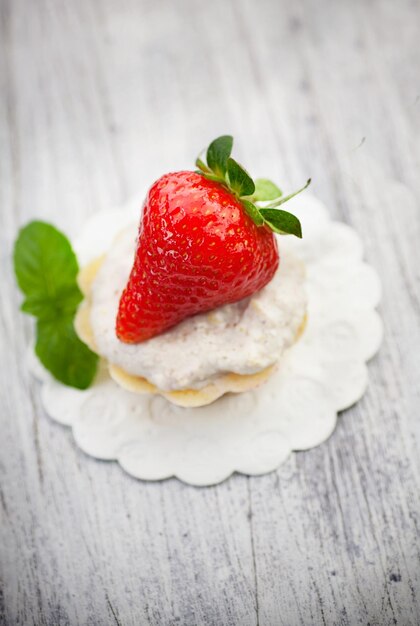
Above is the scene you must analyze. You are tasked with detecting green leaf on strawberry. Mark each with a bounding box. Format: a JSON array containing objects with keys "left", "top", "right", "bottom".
[
  {"left": 226, "top": 158, "right": 255, "bottom": 197},
  {"left": 252, "top": 178, "right": 282, "bottom": 202},
  {"left": 13, "top": 221, "right": 99, "bottom": 389},
  {"left": 259, "top": 208, "right": 302, "bottom": 238},
  {"left": 195, "top": 135, "right": 310, "bottom": 236},
  {"left": 206, "top": 135, "right": 233, "bottom": 177},
  {"left": 241, "top": 200, "right": 264, "bottom": 226},
  {"left": 195, "top": 157, "right": 211, "bottom": 174}
]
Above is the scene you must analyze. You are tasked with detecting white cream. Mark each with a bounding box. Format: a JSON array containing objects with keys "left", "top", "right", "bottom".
[{"left": 89, "top": 225, "right": 307, "bottom": 391}]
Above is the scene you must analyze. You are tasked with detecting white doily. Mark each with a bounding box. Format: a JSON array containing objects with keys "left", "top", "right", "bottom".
[{"left": 28, "top": 194, "right": 383, "bottom": 486}]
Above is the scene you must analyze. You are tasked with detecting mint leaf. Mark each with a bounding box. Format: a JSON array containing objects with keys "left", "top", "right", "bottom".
[
  {"left": 241, "top": 200, "right": 264, "bottom": 226},
  {"left": 14, "top": 221, "right": 98, "bottom": 389},
  {"left": 36, "top": 317, "right": 98, "bottom": 390},
  {"left": 226, "top": 158, "right": 255, "bottom": 197},
  {"left": 206, "top": 135, "right": 233, "bottom": 177},
  {"left": 20, "top": 287, "right": 81, "bottom": 319},
  {"left": 14, "top": 221, "right": 81, "bottom": 301},
  {"left": 259, "top": 209, "right": 302, "bottom": 238},
  {"left": 253, "top": 179, "right": 282, "bottom": 201}
]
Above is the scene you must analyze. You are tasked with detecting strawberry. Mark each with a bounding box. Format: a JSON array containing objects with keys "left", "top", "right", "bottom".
[{"left": 116, "top": 136, "right": 310, "bottom": 343}]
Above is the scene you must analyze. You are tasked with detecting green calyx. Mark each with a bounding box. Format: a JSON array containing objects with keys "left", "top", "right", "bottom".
[{"left": 195, "top": 135, "right": 311, "bottom": 238}]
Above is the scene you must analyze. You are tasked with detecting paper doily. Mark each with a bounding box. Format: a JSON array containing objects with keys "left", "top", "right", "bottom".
[{"left": 28, "top": 194, "right": 383, "bottom": 486}]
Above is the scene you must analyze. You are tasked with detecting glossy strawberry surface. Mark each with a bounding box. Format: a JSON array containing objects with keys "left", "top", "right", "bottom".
[{"left": 116, "top": 171, "right": 279, "bottom": 343}]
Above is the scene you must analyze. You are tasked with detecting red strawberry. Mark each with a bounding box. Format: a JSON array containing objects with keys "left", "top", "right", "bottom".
[{"left": 116, "top": 137, "right": 310, "bottom": 343}]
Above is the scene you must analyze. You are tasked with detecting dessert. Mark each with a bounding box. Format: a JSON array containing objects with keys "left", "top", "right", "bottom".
[
  {"left": 14, "top": 136, "right": 310, "bottom": 407},
  {"left": 76, "top": 136, "right": 309, "bottom": 406},
  {"left": 75, "top": 231, "right": 307, "bottom": 406}
]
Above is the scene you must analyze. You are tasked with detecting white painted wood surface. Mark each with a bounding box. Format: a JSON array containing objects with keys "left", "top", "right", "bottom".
[{"left": 1, "top": 0, "right": 419, "bottom": 624}]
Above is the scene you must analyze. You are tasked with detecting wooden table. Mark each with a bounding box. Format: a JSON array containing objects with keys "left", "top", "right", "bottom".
[{"left": 1, "top": 1, "right": 419, "bottom": 624}]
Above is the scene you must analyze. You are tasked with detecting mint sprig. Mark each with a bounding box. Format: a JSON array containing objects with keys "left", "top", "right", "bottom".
[
  {"left": 14, "top": 221, "right": 98, "bottom": 389},
  {"left": 196, "top": 135, "right": 311, "bottom": 238}
]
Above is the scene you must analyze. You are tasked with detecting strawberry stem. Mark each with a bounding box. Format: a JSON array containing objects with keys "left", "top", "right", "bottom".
[{"left": 266, "top": 179, "right": 311, "bottom": 208}]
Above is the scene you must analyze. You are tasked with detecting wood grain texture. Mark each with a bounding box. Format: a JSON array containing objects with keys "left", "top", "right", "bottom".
[{"left": 1, "top": 0, "right": 419, "bottom": 624}]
